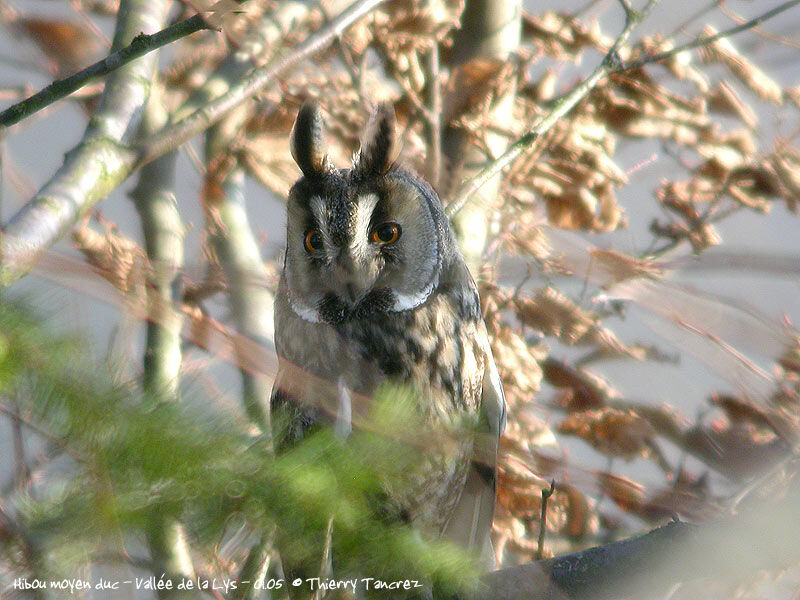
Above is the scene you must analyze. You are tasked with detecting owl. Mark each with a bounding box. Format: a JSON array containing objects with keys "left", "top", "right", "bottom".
[{"left": 271, "top": 102, "right": 506, "bottom": 578}]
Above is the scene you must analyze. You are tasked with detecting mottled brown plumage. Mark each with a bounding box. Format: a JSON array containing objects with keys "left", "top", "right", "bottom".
[{"left": 271, "top": 102, "right": 506, "bottom": 573}]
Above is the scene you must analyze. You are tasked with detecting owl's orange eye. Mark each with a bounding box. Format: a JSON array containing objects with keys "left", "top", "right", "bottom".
[
  {"left": 304, "top": 230, "right": 323, "bottom": 253},
  {"left": 371, "top": 222, "right": 401, "bottom": 245}
]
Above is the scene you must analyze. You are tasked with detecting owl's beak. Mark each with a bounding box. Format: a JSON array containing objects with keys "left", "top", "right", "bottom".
[
  {"left": 344, "top": 283, "right": 361, "bottom": 304},
  {"left": 334, "top": 278, "right": 371, "bottom": 307},
  {"left": 333, "top": 252, "right": 373, "bottom": 307}
]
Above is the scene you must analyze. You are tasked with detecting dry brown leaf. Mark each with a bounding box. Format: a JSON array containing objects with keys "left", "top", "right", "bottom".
[
  {"left": 653, "top": 182, "right": 722, "bottom": 251},
  {"left": 706, "top": 82, "right": 757, "bottom": 129},
  {"left": 514, "top": 287, "right": 642, "bottom": 359},
  {"left": 242, "top": 135, "right": 298, "bottom": 199},
  {"left": 444, "top": 58, "right": 508, "bottom": 121},
  {"left": 490, "top": 324, "right": 546, "bottom": 408},
  {"left": 695, "top": 128, "right": 757, "bottom": 170},
  {"left": 558, "top": 483, "right": 597, "bottom": 539},
  {"left": 16, "top": 18, "right": 105, "bottom": 76},
  {"left": 597, "top": 472, "right": 646, "bottom": 513},
  {"left": 506, "top": 219, "right": 552, "bottom": 263},
  {"left": 700, "top": 25, "right": 783, "bottom": 105},
  {"left": 348, "top": 0, "right": 463, "bottom": 56},
  {"left": 522, "top": 11, "right": 611, "bottom": 59},
  {"left": 558, "top": 408, "right": 655, "bottom": 460},
  {"left": 587, "top": 248, "right": 662, "bottom": 286},
  {"left": 711, "top": 393, "right": 776, "bottom": 431},
  {"left": 640, "top": 486, "right": 721, "bottom": 522},
  {"left": 542, "top": 357, "right": 619, "bottom": 410},
  {"left": 72, "top": 220, "right": 148, "bottom": 297},
  {"left": 638, "top": 35, "right": 709, "bottom": 93},
  {"left": 770, "top": 149, "right": 800, "bottom": 213}
]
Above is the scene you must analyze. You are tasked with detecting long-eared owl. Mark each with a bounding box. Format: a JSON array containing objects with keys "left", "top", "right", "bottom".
[{"left": 271, "top": 102, "right": 506, "bottom": 569}]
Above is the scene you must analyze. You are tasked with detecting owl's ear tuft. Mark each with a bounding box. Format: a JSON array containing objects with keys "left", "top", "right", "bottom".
[
  {"left": 291, "top": 102, "right": 330, "bottom": 179},
  {"left": 355, "top": 103, "right": 396, "bottom": 178}
]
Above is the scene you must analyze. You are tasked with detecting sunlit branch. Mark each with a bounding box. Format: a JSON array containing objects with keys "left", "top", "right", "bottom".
[
  {"left": 0, "top": 0, "right": 171, "bottom": 287},
  {"left": 446, "top": 0, "right": 660, "bottom": 218},
  {"left": 619, "top": 0, "right": 800, "bottom": 73}
]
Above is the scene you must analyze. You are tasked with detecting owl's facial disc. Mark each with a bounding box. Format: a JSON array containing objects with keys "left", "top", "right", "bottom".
[
  {"left": 285, "top": 169, "right": 441, "bottom": 325},
  {"left": 308, "top": 193, "right": 397, "bottom": 323}
]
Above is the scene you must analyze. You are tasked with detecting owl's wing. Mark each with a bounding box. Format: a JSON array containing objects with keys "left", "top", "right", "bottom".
[{"left": 442, "top": 342, "right": 506, "bottom": 568}]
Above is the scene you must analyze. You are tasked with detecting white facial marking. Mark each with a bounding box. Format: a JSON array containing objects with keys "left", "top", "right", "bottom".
[
  {"left": 391, "top": 273, "right": 439, "bottom": 312},
  {"left": 287, "top": 290, "right": 322, "bottom": 323},
  {"left": 352, "top": 193, "right": 379, "bottom": 255},
  {"left": 308, "top": 195, "right": 330, "bottom": 250}
]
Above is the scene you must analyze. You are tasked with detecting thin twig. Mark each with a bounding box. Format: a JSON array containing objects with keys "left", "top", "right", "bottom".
[
  {"left": 536, "top": 480, "right": 556, "bottom": 561},
  {"left": 137, "top": 0, "right": 391, "bottom": 166},
  {"left": 669, "top": 0, "right": 724, "bottom": 38},
  {"left": 337, "top": 37, "right": 369, "bottom": 106},
  {"left": 447, "top": 0, "right": 798, "bottom": 219},
  {"left": 619, "top": 0, "right": 800, "bottom": 73},
  {"left": 719, "top": 3, "right": 800, "bottom": 51},
  {"left": 446, "top": 0, "right": 660, "bottom": 218},
  {"left": 0, "top": 14, "right": 208, "bottom": 128},
  {"left": 10, "top": 399, "right": 30, "bottom": 489},
  {"left": 425, "top": 42, "right": 442, "bottom": 189},
  {"left": 0, "top": 401, "right": 77, "bottom": 457}
]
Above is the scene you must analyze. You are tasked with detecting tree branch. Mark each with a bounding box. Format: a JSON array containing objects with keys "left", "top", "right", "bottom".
[
  {"left": 0, "top": 15, "right": 208, "bottom": 129},
  {"left": 173, "top": 1, "right": 311, "bottom": 123},
  {"left": 0, "top": 0, "right": 172, "bottom": 287},
  {"left": 482, "top": 475, "right": 800, "bottom": 599},
  {"left": 444, "top": 0, "right": 522, "bottom": 268},
  {"left": 126, "top": 12, "right": 194, "bottom": 599},
  {"left": 446, "top": 0, "right": 660, "bottom": 218},
  {"left": 619, "top": 0, "right": 800, "bottom": 73},
  {"left": 205, "top": 120, "right": 274, "bottom": 432},
  {"left": 446, "top": 0, "right": 798, "bottom": 219}
]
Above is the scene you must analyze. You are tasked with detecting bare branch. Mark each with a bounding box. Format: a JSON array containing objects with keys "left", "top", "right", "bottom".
[
  {"left": 127, "top": 15, "right": 195, "bottom": 595},
  {"left": 204, "top": 137, "right": 274, "bottom": 431},
  {"left": 0, "top": 15, "right": 208, "bottom": 129},
  {"left": 424, "top": 43, "right": 442, "bottom": 190},
  {"left": 535, "top": 480, "right": 555, "bottom": 561},
  {"left": 719, "top": 3, "right": 800, "bottom": 50},
  {"left": 0, "top": 0, "right": 172, "bottom": 287},
  {"left": 616, "top": 0, "right": 633, "bottom": 15},
  {"left": 446, "top": 0, "right": 660, "bottom": 218},
  {"left": 482, "top": 478, "right": 800, "bottom": 599},
  {"left": 620, "top": 0, "right": 800, "bottom": 73},
  {"left": 447, "top": 0, "right": 798, "bottom": 219}
]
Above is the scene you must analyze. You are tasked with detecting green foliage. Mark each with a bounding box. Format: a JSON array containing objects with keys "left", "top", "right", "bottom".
[{"left": 0, "top": 299, "right": 476, "bottom": 594}]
